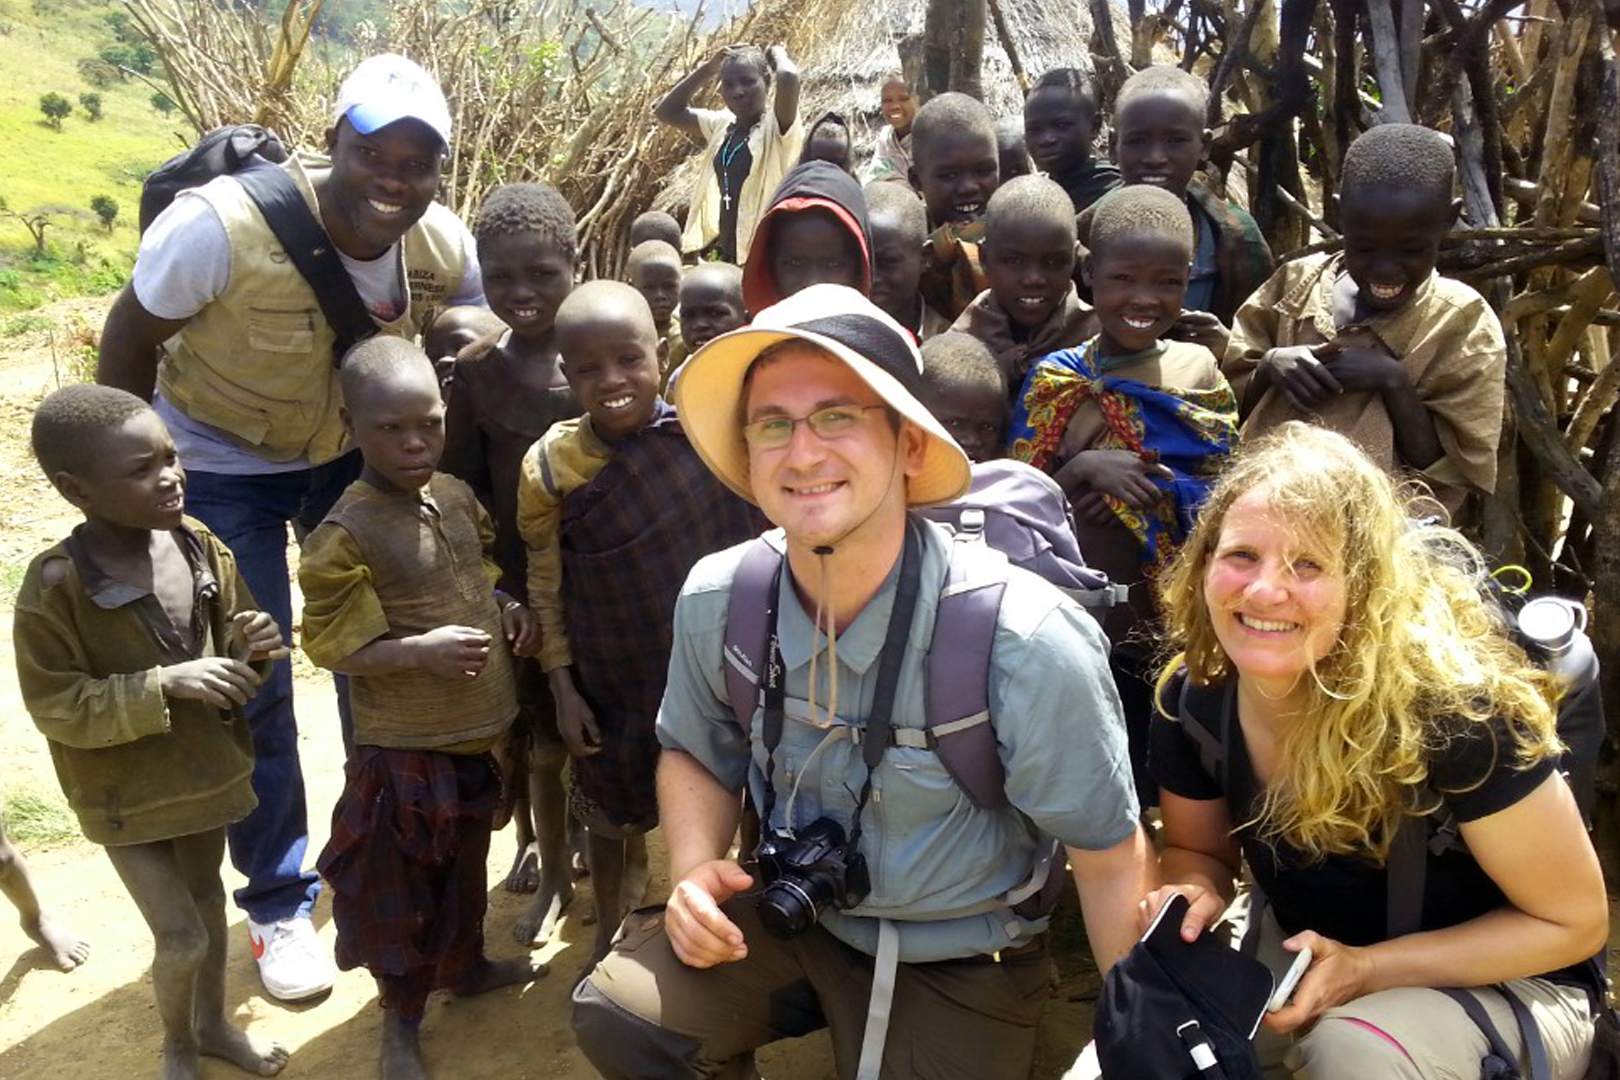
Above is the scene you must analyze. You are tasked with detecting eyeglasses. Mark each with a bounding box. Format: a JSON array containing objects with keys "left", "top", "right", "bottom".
[{"left": 741, "top": 405, "right": 888, "bottom": 450}]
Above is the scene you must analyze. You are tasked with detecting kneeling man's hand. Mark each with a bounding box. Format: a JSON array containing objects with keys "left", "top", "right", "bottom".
[{"left": 666, "top": 860, "right": 754, "bottom": 969}]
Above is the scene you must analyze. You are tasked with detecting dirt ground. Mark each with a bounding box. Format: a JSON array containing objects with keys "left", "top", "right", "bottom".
[{"left": 0, "top": 299, "right": 1100, "bottom": 1080}]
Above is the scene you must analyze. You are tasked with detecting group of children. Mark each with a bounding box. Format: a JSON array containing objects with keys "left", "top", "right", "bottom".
[{"left": 13, "top": 54, "right": 1507, "bottom": 1080}]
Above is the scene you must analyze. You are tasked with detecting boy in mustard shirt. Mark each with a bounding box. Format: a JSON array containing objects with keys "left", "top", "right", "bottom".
[{"left": 300, "top": 338, "right": 546, "bottom": 1080}]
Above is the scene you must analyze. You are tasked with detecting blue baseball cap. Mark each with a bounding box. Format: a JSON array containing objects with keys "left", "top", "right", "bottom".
[{"left": 333, "top": 54, "right": 451, "bottom": 147}]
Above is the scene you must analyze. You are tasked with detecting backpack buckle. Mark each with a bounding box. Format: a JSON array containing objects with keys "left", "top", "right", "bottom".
[{"left": 956, "top": 507, "right": 985, "bottom": 539}]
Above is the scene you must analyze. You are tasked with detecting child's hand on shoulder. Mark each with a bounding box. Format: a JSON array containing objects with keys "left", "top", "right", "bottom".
[
  {"left": 411, "top": 625, "right": 493, "bottom": 680},
  {"left": 501, "top": 598, "right": 540, "bottom": 657},
  {"left": 1258, "top": 345, "right": 1342, "bottom": 411},
  {"left": 1065, "top": 449, "right": 1172, "bottom": 510},
  {"left": 1318, "top": 331, "right": 1401, "bottom": 394},
  {"left": 161, "top": 657, "right": 261, "bottom": 711},
  {"left": 1167, "top": 310, "right": 1230, "bottom": 356},
  {"left": 229, "top": 610, "right": 289, "bottom": 663}
]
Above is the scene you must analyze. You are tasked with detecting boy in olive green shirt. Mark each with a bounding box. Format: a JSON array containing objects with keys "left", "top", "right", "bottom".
[{"left": 15, "top": 384, "right": 288, "bottom": 1078}]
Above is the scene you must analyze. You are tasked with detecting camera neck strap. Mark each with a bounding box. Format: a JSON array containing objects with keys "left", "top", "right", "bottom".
[{"left": 758, "top": 520, "right": 924, "bottom": 844}]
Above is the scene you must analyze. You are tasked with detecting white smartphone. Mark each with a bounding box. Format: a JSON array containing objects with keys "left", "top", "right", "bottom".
[{"left": 1267, "top": 947, "right": 1313, "bottom": 1013}]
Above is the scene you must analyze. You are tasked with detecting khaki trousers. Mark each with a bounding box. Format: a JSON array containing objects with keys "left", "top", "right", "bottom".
[
  {"left": 572, "top": 896, "right": 1052, "bottom": 1080},
  {"left": 1238, "top": 900, "right": 1596, "bottom": 1080}
]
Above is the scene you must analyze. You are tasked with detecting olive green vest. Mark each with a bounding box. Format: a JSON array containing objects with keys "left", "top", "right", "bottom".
[
  {"left": 326, "top": 474, "right": 517, "bottom": 748},
  {"left": 156, "top": 153, "right": 469, "bottom": 465}
]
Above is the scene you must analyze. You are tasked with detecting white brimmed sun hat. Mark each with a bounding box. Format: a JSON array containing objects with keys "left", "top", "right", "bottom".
[{"left": 673, "top": 283, "right": 971, "bottom": 507}]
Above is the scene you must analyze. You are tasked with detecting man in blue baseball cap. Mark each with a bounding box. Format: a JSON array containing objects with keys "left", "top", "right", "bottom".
[{"left": 97, "top": 53, "right": 484, "bottom": 1004}]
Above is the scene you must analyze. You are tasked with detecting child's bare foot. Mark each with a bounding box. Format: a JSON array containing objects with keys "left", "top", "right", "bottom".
[
  {"left": 512, "top": 870, "right": 573, "bottom": 946},
  {"left": 380, "top": 1013, "right": 428, "bottom": 1080},
  {"left": 199, "top": 1020, "right": 289, "bottom": 1076},
  {"left": 452, "top": 956, "right": 548, "bottom": 997},
  {"left": 23, "top": 911, "right": 89, "bottom": 971},
  {"left": 504, "top": 842, "right": 539, "bottom": 893}
]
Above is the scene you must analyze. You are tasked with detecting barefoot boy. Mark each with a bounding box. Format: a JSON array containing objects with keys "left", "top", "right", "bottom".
[
  {"left": 1224, "top": 123, "right": 1504, "bottom": 516},
  {"left": 629, "top": 210, "right": 683, "bottom": 253},
  {"left": 912, "top": 92, "right": 1002, "bottom": 326},
  {"left": 439, "top": 183, "right": 583, "bottom": 948},
  {"left": 302, "top": 339, "right": 547, "bottom": 1079},
  {"left": 864, "top": 181, "right": 928, "bottom": 338},
  {"left": 1023, "top": 67, "right": 1120, "bottom": 214},
  {"left": 16, "top": 384, "right": 289, "bottom": 1078},
  {"left": 626, "top": 238, "right": 684, "bottom": 367},
  {"left": 919, "top": 331, "right": 1009, "bottom": 462},
  {"left": 1093, "top": 65, "right": 1273, "bottom": 339},
  {"left": 516, "top": 282, "right": 760, "bottom": 980},
  {"left": 1010, "top": 186, "right": 1238, "bottom": 802},
  {"left": 952, "top": 175, "right": 1098, "bottom": 391}
]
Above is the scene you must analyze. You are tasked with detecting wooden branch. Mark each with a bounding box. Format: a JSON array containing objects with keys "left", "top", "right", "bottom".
[
  {"left": 1365, "top": 0, "right": 1413, "bottom": 121},
  {"left": 1597, "top": 27, "right": 1620, "bottom": 295},
  {"left": 1505, "top": 330, "right": 1605, "bottom": 518},
  {"left": 1504, "top": 177, "right": 1602, "bottom": 226},
  {"left": 987, "top": 0, "right": 1029, "bottom": 95},
  {"left": 1205, "top": 0, "right": 1267, "bottom": 126}
]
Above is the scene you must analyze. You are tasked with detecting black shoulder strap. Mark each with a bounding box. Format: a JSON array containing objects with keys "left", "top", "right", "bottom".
[
  {"left": 1437, "top": 986, "right": 1550, "bottom": 1080},
  {"left": 1177, "top": 673, "right": 1235, "bottom": 797},
  {"left": 232, "top": 158, "right": 378, "bottom": 366},
  {"left": 1385, "top": 815, "right": 1428, "bottom": 940}
]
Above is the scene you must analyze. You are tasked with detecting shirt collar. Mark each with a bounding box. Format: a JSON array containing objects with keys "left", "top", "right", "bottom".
[{"left": 68, "top": 522, "right": 216, "bottom": 611}]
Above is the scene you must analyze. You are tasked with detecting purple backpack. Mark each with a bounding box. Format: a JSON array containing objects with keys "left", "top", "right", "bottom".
[{"left": 721, "top": 461, "right": 1119, "bottom": 916}]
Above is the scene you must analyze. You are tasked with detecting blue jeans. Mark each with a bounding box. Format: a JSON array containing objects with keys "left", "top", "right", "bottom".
[{"left": 184, "top": 453, "right": 361, "bottom": 923}]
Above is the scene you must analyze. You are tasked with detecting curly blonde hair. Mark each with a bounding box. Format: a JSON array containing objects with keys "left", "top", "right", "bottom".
[{"left": 1156, "top": 423, "right": 1562, "bottom": 862}]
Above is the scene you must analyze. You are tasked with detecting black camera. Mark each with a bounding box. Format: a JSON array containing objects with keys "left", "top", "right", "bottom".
[{"left": 754, "top": 817, "right": 871, "bottom": 939}]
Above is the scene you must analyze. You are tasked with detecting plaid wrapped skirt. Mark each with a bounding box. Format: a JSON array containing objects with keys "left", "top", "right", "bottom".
[{"left": 316, "top": 746, "right": 500, "bottom": 1017}]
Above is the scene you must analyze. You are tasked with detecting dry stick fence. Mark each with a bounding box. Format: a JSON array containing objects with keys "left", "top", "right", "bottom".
[{"left": 133, "top": 0, "right": 1620, "bottom": 865}]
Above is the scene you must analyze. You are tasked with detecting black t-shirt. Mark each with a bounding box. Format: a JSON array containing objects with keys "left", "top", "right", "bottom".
[
  {"left": 712, "top": 122, "right": 755, "bottom": 264},
  {"left": 1150, "top": 676, "right": 1596, "bottom": 993}
]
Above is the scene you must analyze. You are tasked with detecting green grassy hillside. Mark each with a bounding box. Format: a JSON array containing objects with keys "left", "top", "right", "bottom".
[{"left": 0, "top": 0, "right": 189, "bottom": 315}]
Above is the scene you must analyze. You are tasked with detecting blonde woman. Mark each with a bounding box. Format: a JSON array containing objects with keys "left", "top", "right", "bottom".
[{"left": 1142, "top": 423, "right": 1605, "bottom": 1080}]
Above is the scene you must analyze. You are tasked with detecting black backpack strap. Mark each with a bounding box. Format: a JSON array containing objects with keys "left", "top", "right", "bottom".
[
  {"left": 722, "top": 538, "right": 784, "bottom": 732},
  {"left": 1177, "top": 672, "right": 1235, "bottom": 796},
  {"left": 1385, "top": 813, "right": 1428, "bottom": 940},
  {"left": 1438, "top": 986, "right": 1551, "bottom": 1080},
  {"left": 231, "top": 158, "right": 377, "bottom": 365}
]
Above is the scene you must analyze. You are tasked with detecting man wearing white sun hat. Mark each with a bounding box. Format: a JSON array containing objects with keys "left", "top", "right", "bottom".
[
  {"left": 97, "top": 53, "right": 484, "bottom": 1003},
  {"left": 573, "top": 283, "right": 1148, "bottom": 1079}
]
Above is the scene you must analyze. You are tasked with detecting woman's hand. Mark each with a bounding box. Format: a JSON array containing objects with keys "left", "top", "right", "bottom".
[
  {"left": 1136, "top": 883, "right": 1227, "bottom": 941},
  {"left": 1262, "top": 931, "right": 1377, "bottom": 1034}
]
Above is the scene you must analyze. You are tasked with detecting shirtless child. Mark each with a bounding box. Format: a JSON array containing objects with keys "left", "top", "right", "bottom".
[{"left": 16, "top": 385, "right": 289, "bottom": 1079}]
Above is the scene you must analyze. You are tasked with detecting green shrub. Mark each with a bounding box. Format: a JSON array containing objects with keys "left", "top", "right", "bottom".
[
  {"left": 76, "top": 57, "right": 119, "bottom": 89},
  {"left": 151, "top": 90, "right": 176, "bottom": 114},
  {"left": 90, "top": 194, "right": 117, "bottom": 230},
  {"left": 38, "top": 91, "right": 71, "bottom": 130},
  {"left": 78, "top": 92, "right": 102, "bottom": 121}
]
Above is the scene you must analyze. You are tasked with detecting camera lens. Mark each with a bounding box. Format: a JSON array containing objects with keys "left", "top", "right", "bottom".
[{"left": 757, "top": 874, "right": 839, "bottom": 939}]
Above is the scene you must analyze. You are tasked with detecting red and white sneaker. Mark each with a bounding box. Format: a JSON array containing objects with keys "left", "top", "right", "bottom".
[{"left": 248, "top": 916, "right": 335, "bottom": 1002}]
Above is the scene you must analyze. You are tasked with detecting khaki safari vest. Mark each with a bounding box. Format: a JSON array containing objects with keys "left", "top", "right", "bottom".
[{"left": 156, "top": 153, "right": 469, "bottom": 465}]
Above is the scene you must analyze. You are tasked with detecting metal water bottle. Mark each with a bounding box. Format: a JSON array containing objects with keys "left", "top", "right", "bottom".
[{"left": 1516, "top": 596, "right": 1602, "bottom": 820}]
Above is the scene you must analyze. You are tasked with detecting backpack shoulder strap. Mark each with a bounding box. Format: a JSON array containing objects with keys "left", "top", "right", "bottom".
[
  {"left": 722, "top": 537, "right": 784, "bottom": 731},
  {"left": 1176, "top": 672, "right": 1233, "bottom": 795},
  {"left": 925, "top": 536, "right": 1009, "bottom": 810},
  {"left": 231, "top": 158, "right": 377, "bottom": 364}
]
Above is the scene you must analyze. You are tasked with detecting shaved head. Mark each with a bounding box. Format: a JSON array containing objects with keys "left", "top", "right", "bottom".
[{"left": 340, "top": 336, "right": 438, "bottom": 415}]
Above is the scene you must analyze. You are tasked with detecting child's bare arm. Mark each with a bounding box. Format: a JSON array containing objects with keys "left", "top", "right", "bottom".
[
  {"left": 655, "top": 48, "right": 729, "bottom": 139},
  {"left": 768, "top": 45, "right": 800, "bottom": 133},
  {"left": 329, "top": 625, "right": 493, "bottom": 680}
]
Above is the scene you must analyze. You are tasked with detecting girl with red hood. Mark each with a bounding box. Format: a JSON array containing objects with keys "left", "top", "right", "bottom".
[{"left": 742, "top": 160, "right": 874, "bottom": 314}]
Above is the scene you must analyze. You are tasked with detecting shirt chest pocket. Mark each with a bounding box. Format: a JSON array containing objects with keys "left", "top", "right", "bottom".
[{"left": 246, "top": 307, "right": 319, "bottom": 355}]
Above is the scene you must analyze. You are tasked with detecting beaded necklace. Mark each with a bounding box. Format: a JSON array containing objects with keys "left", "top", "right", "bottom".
[{"left": 718, "top": 123, "right": 749, "bottom": 210}]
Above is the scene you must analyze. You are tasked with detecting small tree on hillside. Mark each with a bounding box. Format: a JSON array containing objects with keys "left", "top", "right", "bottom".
[
  {"left": 150, "top": 91, "right": 175, "bottom": 114},
  {"left": 79, "top": 93, "right": 102, "bottom": 121},
  {"left": 90, "top": 195, "right": 118, "bottom": 231},
  {"left": 38, "top": 92, "right": 71, "bottom": 130},
  {"left": 76, "top": 58, "right": 118, "bottom": 89},
  {"left": 0, "top": 197, "right": 63, "bottom": 255}
]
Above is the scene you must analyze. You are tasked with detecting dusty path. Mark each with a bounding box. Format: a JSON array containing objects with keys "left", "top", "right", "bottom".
[{"left": 0, "top": 301, "right": 1099, "bottom": 1079}]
